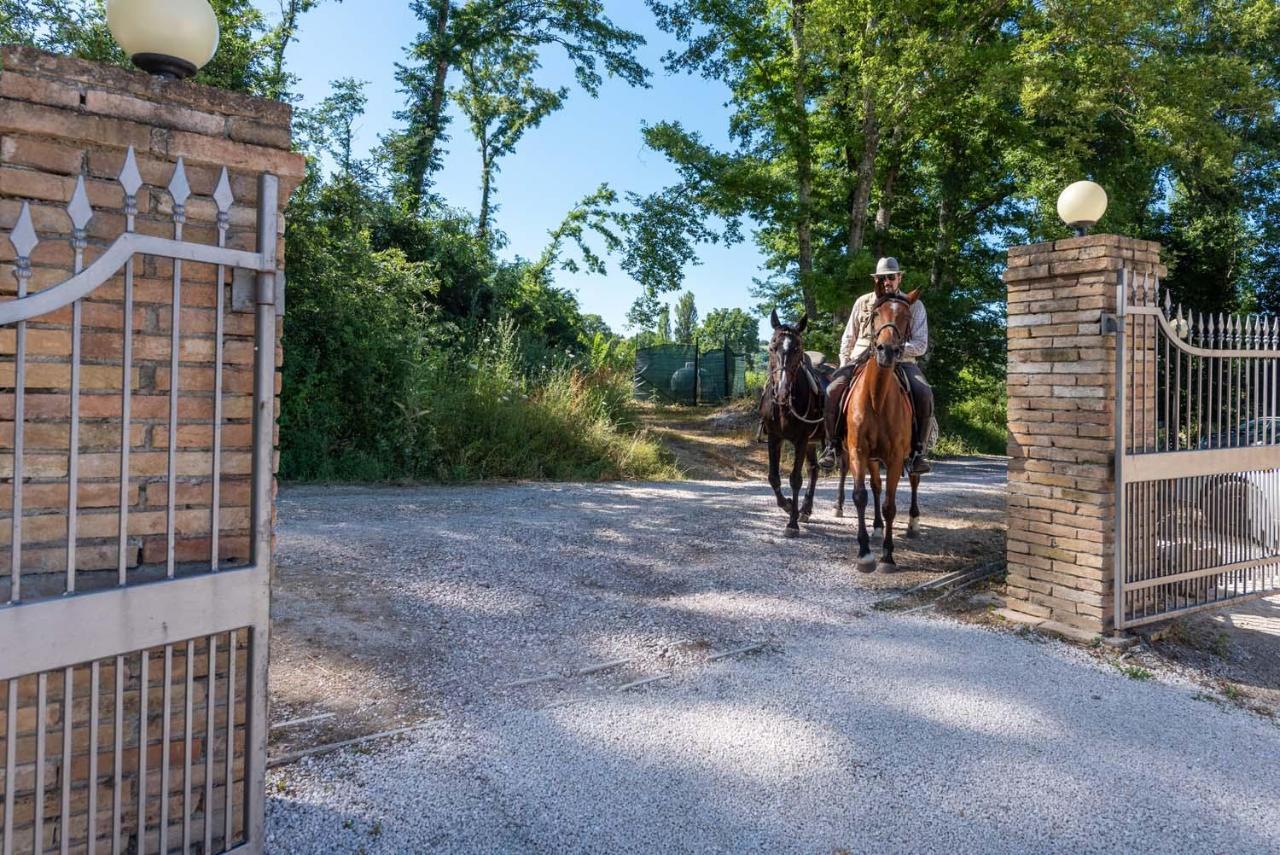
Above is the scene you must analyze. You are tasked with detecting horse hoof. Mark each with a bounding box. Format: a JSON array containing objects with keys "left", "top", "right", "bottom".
[
  {"left": 904, "top": 526, "right": 919, "bottom": 539},
  {"left": 799, "top": 512, "right": 811, "bottom": 523},
  {"left": 834, "top": 507, "right": 844, "bottom": 518},
  {"left": 905, "top": 519, "right": 920, "bottom": 538},
  {"left": 783, "top": 527, "right": 799, "bottom": 539},
  {"left": 877, "top": 561, "right": 898, "bottom": 574},
  {"left": 856, "top": 555, "right": 876, "bottom": 573}
]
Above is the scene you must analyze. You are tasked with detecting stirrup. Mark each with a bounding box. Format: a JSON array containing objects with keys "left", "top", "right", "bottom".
[
  {"left": 817, "top": 443, "right": 838, "bottom": 471},
  {"left": 909, "top": 452, "right": 931, "bottom": 474}
]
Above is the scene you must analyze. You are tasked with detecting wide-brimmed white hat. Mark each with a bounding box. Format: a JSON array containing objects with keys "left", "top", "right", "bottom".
[{"left": 873, "top": 257, "right": 901, "bottom": 277}]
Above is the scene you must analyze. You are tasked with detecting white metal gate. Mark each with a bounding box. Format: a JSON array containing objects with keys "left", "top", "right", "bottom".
[
  {"left": 0, "top": 149, "right": 277, "bottom": 853},
  {"left": 1115, "top": 268, "right": 1280, "bottom": 629}
]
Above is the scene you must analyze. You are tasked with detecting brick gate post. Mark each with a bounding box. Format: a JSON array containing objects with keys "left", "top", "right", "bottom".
[{"left": 1000, "top": 235, "right": 1165, "bottom": 640}]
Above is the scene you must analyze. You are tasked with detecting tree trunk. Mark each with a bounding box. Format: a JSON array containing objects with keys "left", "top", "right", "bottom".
[
  {"left": 478, "top": 155, "right": 493, "bottom": 239},
  {"left": 873, "top": 127, "right": 904, "bottom": 257},
  {"left": 267, "top": 0, "right": 302, "bottom": 101},
  {"left": 930, "top": 192, "right": 953, "bottom": 292},
  {"left": 790, "top": 0, "right": 817, "bottom": 321},
  {"left": 846, "top": 87, "right": 878, "bottom": 259},
  {"left": 406, "top": 0, "right": 452, "bottom": 214}
]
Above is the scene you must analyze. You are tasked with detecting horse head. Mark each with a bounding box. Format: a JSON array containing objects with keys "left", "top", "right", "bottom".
[
  {"left": 769, "top": 309, "right": 808, "bottom": 402},
  {"left": 870, "top": 289, "right": 918, "bottom": 369}
]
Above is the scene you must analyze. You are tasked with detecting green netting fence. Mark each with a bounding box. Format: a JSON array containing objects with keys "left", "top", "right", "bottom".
[{"left": 634, "top": 343, "right": 749, "bottom": 404}]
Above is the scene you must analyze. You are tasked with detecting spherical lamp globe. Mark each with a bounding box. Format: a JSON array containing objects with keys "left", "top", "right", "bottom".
[
  {"left": 1056, "top": 180, "right": 1108, "bottom": 236},
  {"left": 107, "top": 0, "right": 220, "bottom": 80}
]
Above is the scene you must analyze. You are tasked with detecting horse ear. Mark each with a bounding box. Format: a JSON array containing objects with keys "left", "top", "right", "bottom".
[
  {"left": 905, "top": 288, "right": 922, "bottom": 304},
  {"left": 795, "top": 314, "right": 808, "bottom": 333},
  {"left": 770, "top": 308, "right": 781, "bottom": 329}
]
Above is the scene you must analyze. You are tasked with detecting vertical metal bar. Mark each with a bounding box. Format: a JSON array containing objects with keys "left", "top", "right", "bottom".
[
  {"left": 35, "top": 673, "right": 46, "bottom": 855},
  {"left": 117, "top": 255, "right": 135, "bottom": 586},
  {"left": 1114, "top": 268, "right": 1128, "bottom": 631},
  {"left": 224, "top": 632, "right": 236, "bottom": 847},
  {"left": 247, "top": 173, "right": 279, "bottom": 850},
  {"left": 212, "top": 211, "right": 228, "bottom": 571},
  {"left": 111, "top": 656, "right": 122, "bottom": 855},
  {"left": 137, "top": 651, "right": 147, "bottom": 855},
  {"left": 4, "top": 679, "right": 16, "bottom": 855},
  {"left": 203, "top": 636, "right": 216, "bottom": 855},
  {"left": 88, "top": 661, "right": 99, "bottom": 855},
  {"left": 60, "top": 668, "right": 72, "bottom": 855},
  {"left": 1163, "top": 303, "right": 1170, "bottom": 451},
  {"left": 67, "top": 295, "right": 82, "bottom": 593},
  {"left": 159, "top": 647, "right": 171, "bottom": 854},
  {"left": 166, "top": 246, "right": 184, "bottom": 580},
  {"left": 10, "top": 257, "right": 29, "bottom": 604},
  {"left": 182, "top": 640, "right": 193, "bottom": 854}
]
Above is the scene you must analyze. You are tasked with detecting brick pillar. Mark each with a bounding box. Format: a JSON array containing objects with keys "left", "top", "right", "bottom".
[
  {"left": 0, "top": 45, "right": 304, "bottom": 577},
  {"left": 1001, "top": 235, "right": 1165, "bottom": 640}
]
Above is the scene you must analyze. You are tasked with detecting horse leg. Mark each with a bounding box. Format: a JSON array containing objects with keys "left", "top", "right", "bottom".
[
  {"left": 834, "top": 455, "right": 848, "bottom": 517},
  {"left": 850, "top": 459, "right": 875, "bottom": 572},
  {"left": 800, "top": 443, "right": 818, "bottom": 521},
  {"left": 784, "top": 440, "right": 805, "bottom": 536},
  {"left": 869, "top": 460, "right": 884, "bottom": 538},
  {"left": 878, "top": 458, "right": 902, "bottom": 573},
  {"left": 767, "top": 435, "right": 791, "bottom": 514},
  {"left": 905, "top": 471, "right": 921, "bottom": 538}
]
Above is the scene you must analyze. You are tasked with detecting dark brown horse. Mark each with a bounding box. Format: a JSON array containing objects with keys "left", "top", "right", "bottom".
[
  {"left": 843, "top": 287, "right": 922, "bottom": 571},
  {"left": 760, "top": 310, "right": 824, "bottom": 537}
]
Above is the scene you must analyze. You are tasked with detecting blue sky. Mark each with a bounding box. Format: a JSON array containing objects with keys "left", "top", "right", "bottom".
[{"left": 271, "top": 0, "right": 771, "bottom": 338}]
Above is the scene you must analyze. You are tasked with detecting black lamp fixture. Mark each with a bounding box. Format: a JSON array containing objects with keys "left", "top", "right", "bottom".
[{"left": 106, "top": 0, "right": 220, "bottom": 80}]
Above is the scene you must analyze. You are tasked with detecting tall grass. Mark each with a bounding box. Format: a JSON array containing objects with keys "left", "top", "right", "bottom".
[{"left": 283, "top": 317, "right": 678, "bottom": 482}]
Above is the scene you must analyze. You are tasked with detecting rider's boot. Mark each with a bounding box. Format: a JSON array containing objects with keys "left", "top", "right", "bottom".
[
  {"left": 755, "top": 419, "right": 767, "bottom": 444},
  {"left": 909, "top": 447, "right": 931, "bottom": 474},
  {"left": 817, "top": 441, "right": 838, "bottom": 471}
]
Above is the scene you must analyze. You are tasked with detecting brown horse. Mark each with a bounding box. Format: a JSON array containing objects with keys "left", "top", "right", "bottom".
[
  {"left": 760, "top": 309, "right": 824, "bottom": 537},
  {"left": 843, "top": 287, "right": 922, "bottom": 572}
]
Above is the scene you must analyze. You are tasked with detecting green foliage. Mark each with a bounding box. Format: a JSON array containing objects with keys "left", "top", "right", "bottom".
[
  {"left": 672, "top": 291, "right": 698, "bottom": 343},
  {"left": 453, "top": 39, "right": 568, "bottom": 236},
  {"left": 386, "top": 0, "right": 650, "bottom": 212},
  {"left": 933, "top": 369, "right": 1006, "bottom": 457},
  {"left": 698, "top": 307, "right": 760, "bottom": 357}
]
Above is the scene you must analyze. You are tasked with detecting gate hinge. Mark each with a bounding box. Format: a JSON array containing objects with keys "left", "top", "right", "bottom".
[{"left": 231, "top": 268, "right": 286, "bottom": 316}]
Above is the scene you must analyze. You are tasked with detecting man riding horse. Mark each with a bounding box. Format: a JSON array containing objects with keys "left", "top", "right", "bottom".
[{"left": 816, "top": 257, "right": 934, "bottom": 475}]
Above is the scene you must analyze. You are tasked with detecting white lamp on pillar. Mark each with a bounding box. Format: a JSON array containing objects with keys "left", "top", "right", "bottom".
[
  {"left": 1056, "top": 180, "right": 1108, "bottom": 236},
  {"left": 106, "top": 0, "right": 220, "bottom": 80}
]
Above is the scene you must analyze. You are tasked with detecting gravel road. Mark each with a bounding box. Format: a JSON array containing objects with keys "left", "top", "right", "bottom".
[{"left": 265, "top": 459, "right": 1280, "bottom": 853}]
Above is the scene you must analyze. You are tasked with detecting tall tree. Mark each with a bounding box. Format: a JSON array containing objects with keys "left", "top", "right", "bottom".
[
  {"left": 699, "top": 307, "right": 760, "bottom": 357},
  {"left": 453, "top": 41, "right": 567, "bottom": 239},
  {"left": 673, "top": 291, "right": 698, "bottom": 343},
  {"left": 387, "top": 0, "right": 650, "bottom": 214}
]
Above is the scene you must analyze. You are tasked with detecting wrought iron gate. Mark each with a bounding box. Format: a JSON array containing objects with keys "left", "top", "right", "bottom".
[
  {"left": 1115, "top": 268, "right": 1280, "bottom": 629},
  {"left": 0, "top": 149, "right": 277, "bottom": 853}
]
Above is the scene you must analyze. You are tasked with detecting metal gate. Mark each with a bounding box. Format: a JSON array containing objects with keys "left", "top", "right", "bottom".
[
  {"left": 1115, "top": 268, "right": 1280, "bottom": 629},
  {"left": 0, "top": 149, "right": 277, "bottom": 853}
]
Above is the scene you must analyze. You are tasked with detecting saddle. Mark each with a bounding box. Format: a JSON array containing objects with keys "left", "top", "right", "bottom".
[{"left": 839, "top": 355, "right": 914, "bottom": 423}]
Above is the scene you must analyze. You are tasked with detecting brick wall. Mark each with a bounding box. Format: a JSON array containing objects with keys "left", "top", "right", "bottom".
[
  {"left": 0, "top": 45, "right": 303, "bottom": 589},
  {"left": 1003, "top": 234, "right": 1165, "bottom": 638},
  {"left": 0, "top": 46, "right": 303, "bottom": 853}
]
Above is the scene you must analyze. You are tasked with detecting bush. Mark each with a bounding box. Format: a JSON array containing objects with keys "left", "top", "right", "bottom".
[{"left": 934, "top": 370, "right": 1006, "bottom": 456}]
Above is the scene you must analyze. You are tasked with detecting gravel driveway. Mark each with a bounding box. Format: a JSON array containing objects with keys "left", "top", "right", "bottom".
[{"left": 265, "top": 459, "right": 1280, "bottom": 853}]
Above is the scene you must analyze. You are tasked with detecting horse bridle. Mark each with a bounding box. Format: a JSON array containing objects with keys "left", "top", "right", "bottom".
[
  {"left": 867, "top": 294, "right": 913, "bottom": 350},
  {"left": 770, "top": 331, "right": 824, "bottom": 427}
]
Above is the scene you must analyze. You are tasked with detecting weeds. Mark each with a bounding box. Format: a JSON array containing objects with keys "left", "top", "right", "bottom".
[{"left": 1116, "top": 664, "right": 1153, "bottom": 681}]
